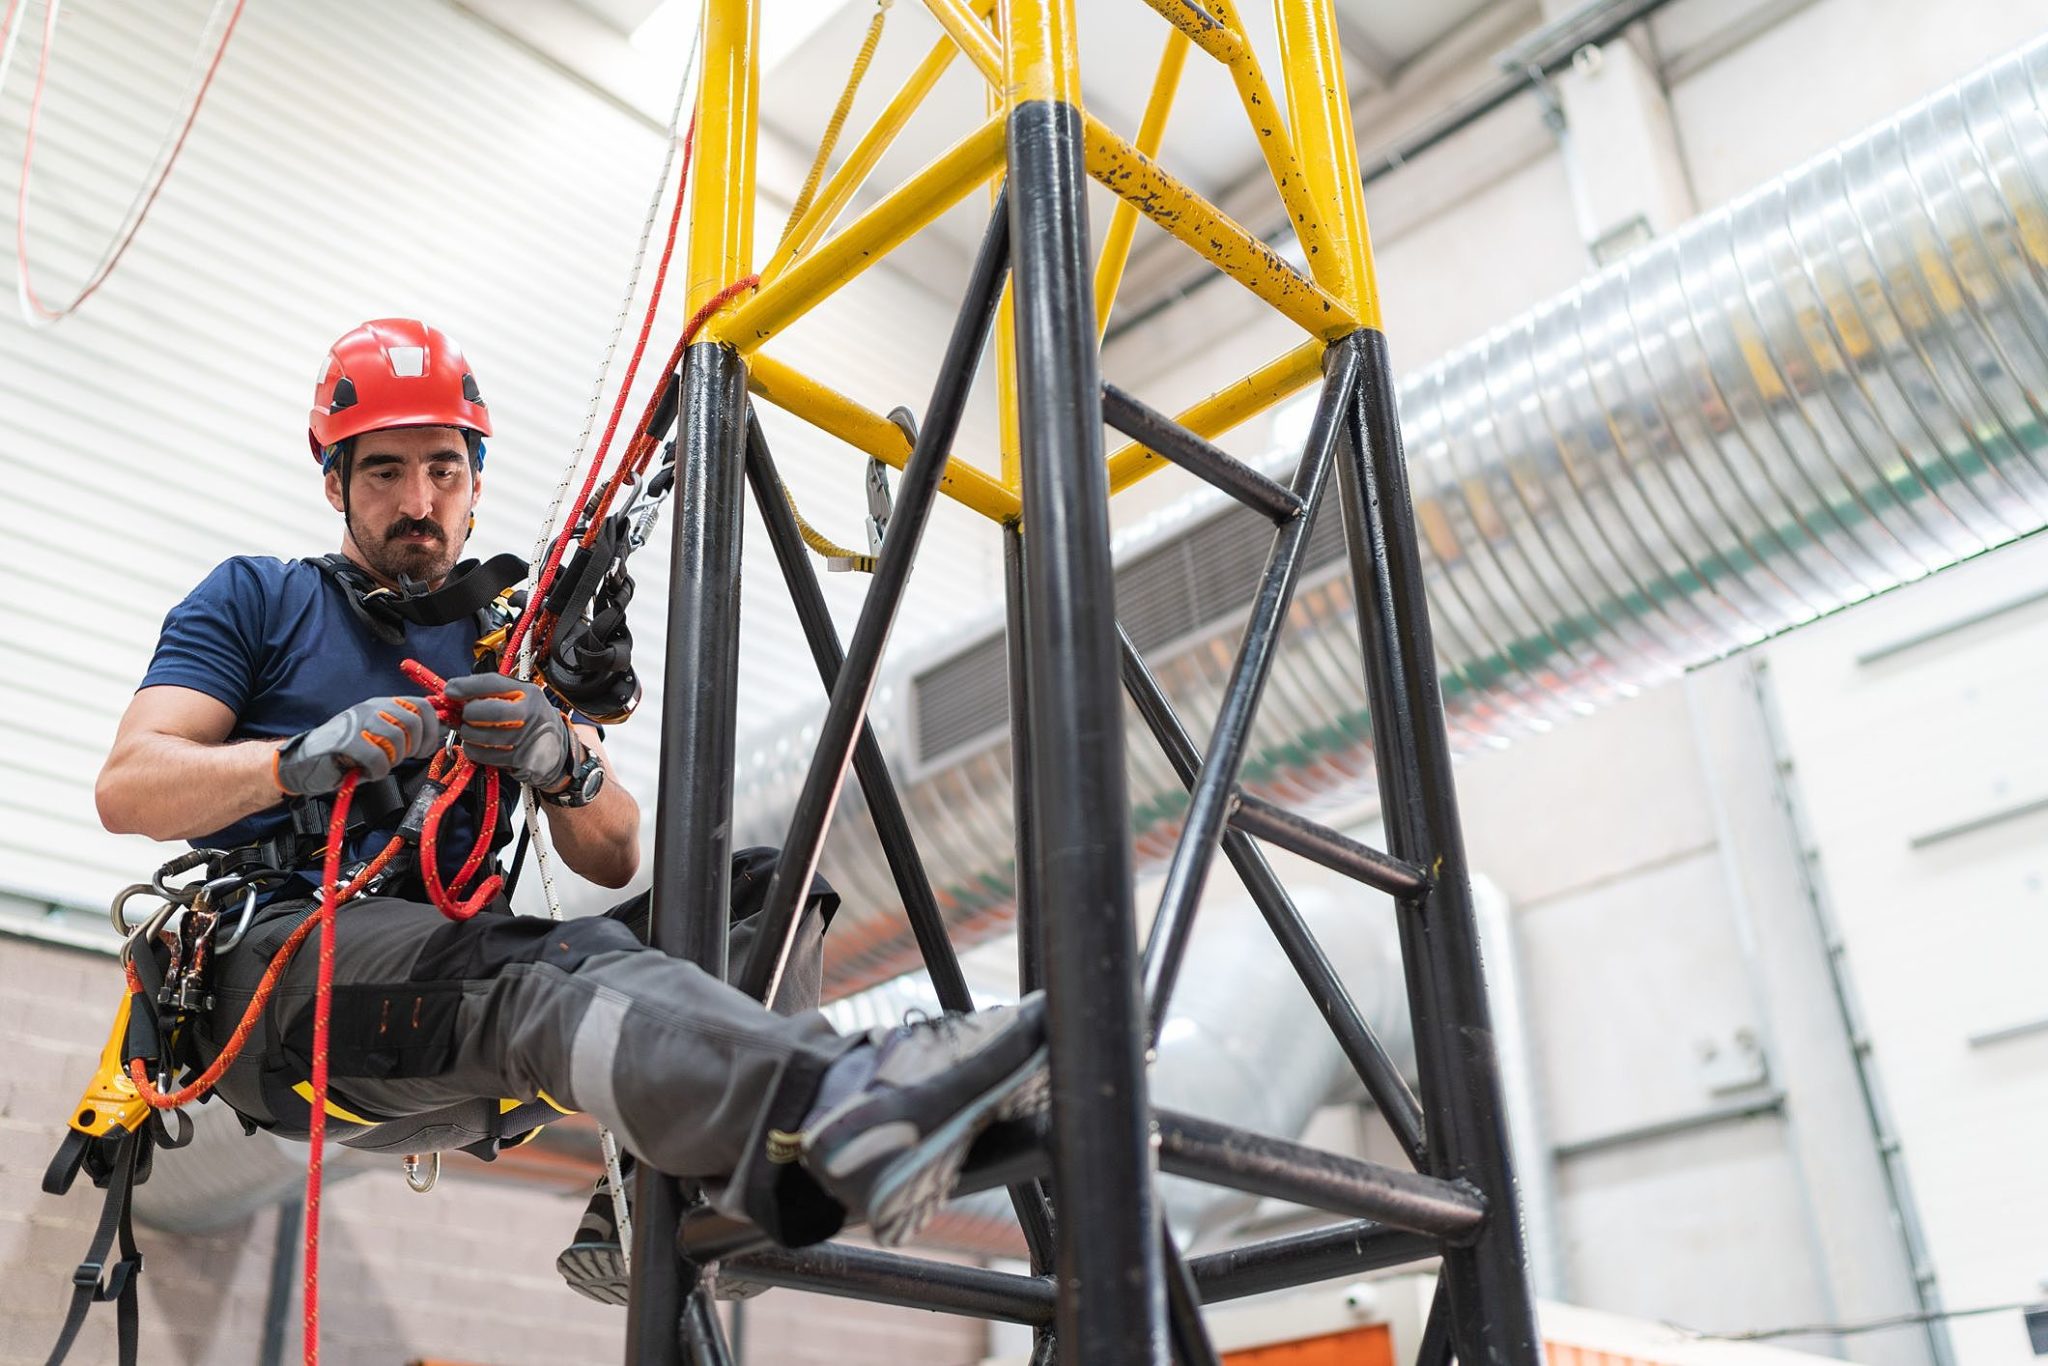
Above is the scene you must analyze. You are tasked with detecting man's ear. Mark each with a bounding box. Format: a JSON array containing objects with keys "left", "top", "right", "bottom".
[{"left": 324, "top": 466, "right": 345, "bottom": 514}]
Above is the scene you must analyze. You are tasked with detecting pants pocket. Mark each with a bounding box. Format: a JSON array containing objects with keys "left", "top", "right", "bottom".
[{"left": 327, "top": 980, "right": 464, "bottom": 1080}]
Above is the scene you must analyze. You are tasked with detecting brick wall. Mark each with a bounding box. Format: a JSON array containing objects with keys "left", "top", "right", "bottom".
[{"left": 0, "top": 935, "right": 988, "bottom": 1365}]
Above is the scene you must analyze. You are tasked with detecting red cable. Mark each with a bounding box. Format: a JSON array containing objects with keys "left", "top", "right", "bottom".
[
  {"left": 399, "top": 660, "right": 504, "bottom": 921},
  {"left": 575, "top": 271, "right": 761, "bottom": 551},
  {"left": 505, "top": 119, "right": 699, "bottom": 665},
  {"left": 15, "top": 0, "right": 247, "bottom": 322},
  {"left": 301, "top": 770, "right": 358, "bottom": 1366}
]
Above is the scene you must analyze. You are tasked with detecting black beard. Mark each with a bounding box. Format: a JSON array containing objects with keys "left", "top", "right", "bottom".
[{"left": 361, "top": 518, "right": 460, "bottom": 587}]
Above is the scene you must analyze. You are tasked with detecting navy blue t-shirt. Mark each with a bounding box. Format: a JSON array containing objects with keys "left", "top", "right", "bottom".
[{"left": 139, "top": 556, "right": 490, "bottom": 893}]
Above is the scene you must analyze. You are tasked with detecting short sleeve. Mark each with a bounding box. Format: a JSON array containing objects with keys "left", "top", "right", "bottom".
[{"left": 138, "top": 559, "right": 271, "bottom": 713}]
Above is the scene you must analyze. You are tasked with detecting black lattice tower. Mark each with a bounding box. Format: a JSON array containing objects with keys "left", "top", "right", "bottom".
[{"left": 626, "top": 2, "right": 1543, "bottom": 1363}]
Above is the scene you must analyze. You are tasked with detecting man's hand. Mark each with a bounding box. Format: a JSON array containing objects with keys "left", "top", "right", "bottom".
[
  {"left": 444, "top": 673, "right": 575, "bottom": 789},
  {"left": 275, "top": 696, "right": 444, "bottom": 796}
]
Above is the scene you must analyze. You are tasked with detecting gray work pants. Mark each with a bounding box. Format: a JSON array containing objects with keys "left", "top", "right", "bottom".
[{"left": 191, "top": 857, "right": 854, "bottom": 1199}]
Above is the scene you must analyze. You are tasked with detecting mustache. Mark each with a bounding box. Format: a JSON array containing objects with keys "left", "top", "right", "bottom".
[{"left": 384, "top": 517, "right": 446, "bottom": 544}]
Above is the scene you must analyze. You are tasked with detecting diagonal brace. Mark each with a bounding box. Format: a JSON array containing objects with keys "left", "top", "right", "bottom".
[
  {"left": 1142, "top": 334, "right": 1363, "bottom": 1038},
  {"left": 1117, "top": 623, "right": 1428, "bottom": 1166},
  {"left": 736, "top": 415, "right": 1063, "bottom": 1265},
  {"left": 737, "top": 190, "right": 1012, "bottom": 1005}
]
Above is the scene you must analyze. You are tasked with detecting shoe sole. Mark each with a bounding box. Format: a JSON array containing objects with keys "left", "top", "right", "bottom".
[
  {"left": 862, "top": 1045, "right": 1050, "bottom": 1248},
  {"left": 556, "top": 1242, "right": 629, "bottom": 1307}
]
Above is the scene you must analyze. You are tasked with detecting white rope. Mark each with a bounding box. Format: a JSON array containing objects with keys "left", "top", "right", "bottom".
[
  {"left": 512, "top": 7, "right": 708, "bottom": 1269},
  {"left": 517, "top": 16, "right": 705, "bottom": 693}
]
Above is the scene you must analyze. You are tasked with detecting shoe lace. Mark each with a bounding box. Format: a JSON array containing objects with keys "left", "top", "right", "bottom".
[{"left": 894, "top": 1007, "right": 970, "bottom": 1050}]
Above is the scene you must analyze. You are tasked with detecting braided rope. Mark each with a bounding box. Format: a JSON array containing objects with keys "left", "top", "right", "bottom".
[{"left": 775, "top": 0, "right": 891, "bottom": 253}]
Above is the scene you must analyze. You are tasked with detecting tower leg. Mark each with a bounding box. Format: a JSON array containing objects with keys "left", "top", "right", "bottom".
[
  {"left": 1006, "top": 0, "right": 1166, "bottom": 1356},
  {"left": 1337, "top": 329, "right": 1543, "bottom": 1366},
  {"left": 628, "top": 338, "right": 749, "bottom": 1364}
]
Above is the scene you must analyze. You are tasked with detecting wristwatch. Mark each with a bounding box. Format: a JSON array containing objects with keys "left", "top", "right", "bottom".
[{"left": 542, "top": 743, "right": 606, "bottom": 809}]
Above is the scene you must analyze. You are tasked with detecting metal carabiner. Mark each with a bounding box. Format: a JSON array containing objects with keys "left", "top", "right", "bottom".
[
  {"left": 402, "top": 1152, "right": 440, "bottom": 1193},
  {"left": 109, "top": 883, "right": 163, "bottom": 937},
  {"left": 214, "top": 885, "right": 261, "bottom": 952},
  {"left": 118, "top": 896, "right": 183, "bottom": 969}
]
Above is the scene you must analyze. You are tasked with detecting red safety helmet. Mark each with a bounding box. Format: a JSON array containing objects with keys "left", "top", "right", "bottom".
[{"left": 307, "top": 318, "right": 492, "bottom": 468}]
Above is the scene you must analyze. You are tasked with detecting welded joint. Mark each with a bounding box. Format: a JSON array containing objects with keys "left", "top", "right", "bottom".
[{"left": 1444, "top": 1178, "right": 1491, "bottom": 1250}]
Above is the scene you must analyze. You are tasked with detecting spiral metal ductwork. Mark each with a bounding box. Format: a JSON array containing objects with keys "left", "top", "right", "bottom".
[{"left": 735, "top": 39, "right": 2048, "bottom": 997}]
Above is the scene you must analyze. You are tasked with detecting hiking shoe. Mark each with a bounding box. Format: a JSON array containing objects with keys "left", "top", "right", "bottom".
[
  {"left": 556, "top": 1171, "right": 765, "bottom": 1303},
  {"left": 556, "top": 1174, "right": 630, "bottom": 1306},
  {"left": 786, "top": 994, "right": 1049, "bottom": 1247}
]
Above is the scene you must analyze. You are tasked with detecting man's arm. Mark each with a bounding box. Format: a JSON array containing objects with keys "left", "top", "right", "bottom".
[
  {"left": 535, "top": 724, "right": 640, "bottom": 889},
  {"left": 97, "top": 686, "right": 286, "bottom": 840}
]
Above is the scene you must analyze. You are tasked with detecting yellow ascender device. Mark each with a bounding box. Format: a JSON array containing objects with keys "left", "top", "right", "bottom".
[{"left": 44, "top": 993, "right": 154, "bottom": 1196}]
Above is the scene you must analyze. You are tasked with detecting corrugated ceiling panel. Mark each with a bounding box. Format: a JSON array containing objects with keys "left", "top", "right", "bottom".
[{"left": 0, "top": 0, "right": 1003, "bottom": 918}]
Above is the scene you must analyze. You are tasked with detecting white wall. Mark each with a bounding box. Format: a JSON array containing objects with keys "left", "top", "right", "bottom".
[{"left": 0, "top": 0, "right": 1006, "bottom": 919}]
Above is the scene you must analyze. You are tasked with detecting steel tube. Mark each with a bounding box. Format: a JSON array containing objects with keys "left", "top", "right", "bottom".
[
  {"left": 1156, "top": 1109, "right": 1484, "bottom": 1240},
  {"left": 1095, "top": 30, "right": 1191, "bottom": 336},
  {"left": 1101, "top": 382, "right": 1303, "bottom": 522},
  {"left": 1004, "top": 523, "right": 1044, "bottom": 996},
  {"left": 737, "top": 194, "right": 1012, "bottom": 1005},
  {"left": 1227, "top": 792, "right": 1427, "bottom": 897},
  {"left": 1337, "top": 327, "right": 1541, "bottom": 1365},
  {"left": 1187, "top": 1220, "right": 1437, "bottom": 1304},
  {"left": 1008, "top": 25, "right": 1167, "bottom": 1351},
  {"left": 679, "top": 1294, "right": 735, "bottom": 1365},
  {"left": 1116, "top": 625, "right": 1427, "bottom": 1166},
  {"left": 725, "top": 1244, "right": 1057, "bottom": 1325},
  {"left": 1105, "top": 339, "right": 1324, "bottom": 493},
  {"left": 632, "top": 339, "right": 751, "bottom": 1365},
  {"left": 682, "top": 0, "right": 758, "bottom": 317},
  {"left": 718, "top": 116, "right": 1005, "bottom": 353},
  {"left": 1163, "top": 1225, "right": 1223, "bottom": 1366},
  {"left": 1143, "top": 338, "right": 1360, "bottom": 1038},
  {"left": 1081, "top": 111, "right": 1355, "bottom": 339},
  {"left": 1161, "top": 0, "right": 1340, "bottom": 296},
  {"left": 1000, "top": 519, "right": 1062, "bottom": 1310},
  {"left": 762, "top": 4, "right": 993, "bottom": 278},
  {"left": 745, "top": 354, "right": 1018, "bottom": 522},
  {"left": 740, "top": 412, "right": 973, "bottom": 1010}
]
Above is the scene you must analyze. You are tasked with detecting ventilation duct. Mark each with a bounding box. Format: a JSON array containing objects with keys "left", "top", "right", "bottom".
[{"left": 733, "top": 39, "right": 2048, "bottom": 996}]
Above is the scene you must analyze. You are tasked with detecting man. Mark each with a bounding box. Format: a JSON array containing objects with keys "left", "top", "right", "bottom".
[{"left": 93, "top": 318, "right": 1047, "bottom": 1296}]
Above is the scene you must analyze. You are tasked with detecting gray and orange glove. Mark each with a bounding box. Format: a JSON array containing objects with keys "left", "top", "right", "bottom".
[
  {"left": 274, "top": 696, "right": 444, "bottom": 797},
  {"left": 443, "top": 673, "right": 577, "bottom": 790}
]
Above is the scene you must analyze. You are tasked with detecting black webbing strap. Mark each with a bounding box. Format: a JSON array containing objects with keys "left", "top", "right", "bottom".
[
  {"left": 386, "top": 552, "right": 528, "bottom": 627},
  {"left": 308, "top": 551, "right": 528, "bottom": 644},
  {"left": 44, "top": 1128, "right": 147, "bottom": 1366}
]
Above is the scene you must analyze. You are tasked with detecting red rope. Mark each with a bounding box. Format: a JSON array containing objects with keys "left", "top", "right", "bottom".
[
  {"left": 299, "top": 771, "right": 358, "bottom": 1366},
  {"left": 504, "top": 119, "right": 699, "bottom": 665},
  {"left": 399, "top": 661, "right": 503, "bottom": 921},
  {"left": 124, "top": 774, "right": 368, "bottom": 1366},
  {"left": 15, "top": 0, "right": 247, "bottom": 322}
]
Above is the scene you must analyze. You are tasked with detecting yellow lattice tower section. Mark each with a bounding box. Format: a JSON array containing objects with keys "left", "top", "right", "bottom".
[{"left": 684, "top": 0, "right": 1385, "bottom": 524}]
